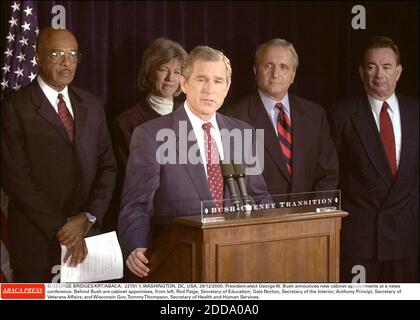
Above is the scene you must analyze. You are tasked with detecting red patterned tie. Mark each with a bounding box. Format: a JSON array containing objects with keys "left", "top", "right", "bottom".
[
  {"left": 380, "top": 102, "right": 397, "bottom": 176},
  {"left": 275, "top": 103, "right": 292, "bottom": 175},
  {"left": 202, "top": 122, "right": 224, "bottom": 208},
  {"left": 57, "top": 93, "right": 74, "bottom": 143}
]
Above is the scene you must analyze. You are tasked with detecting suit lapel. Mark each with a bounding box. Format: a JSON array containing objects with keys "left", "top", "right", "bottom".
[
  {"left": 141, "top": 99, "right": 161, "bottom": 120},
  {"left": 248, "top": 92, "right": 291, "bottom": 182},
  {"left": 351, "top": 96, "right": 393, "bottom": 186},
  {"left": 216, "top": 113, "right": 237, "bottom": 200},
  {"left": 172, "top": 107, "right": 212, "bottom": 202},
  {"left": 289, "top": 95, "right": 308, "bottom": 191},
  {"left": 69, "top": 87, "right": 87, "bottom": 144},
  {"left": 32, "top": 81, "right": 73, "bottom": 146},
  {"left": 384, "top": 95, "right": 417, "bottom": 201}
]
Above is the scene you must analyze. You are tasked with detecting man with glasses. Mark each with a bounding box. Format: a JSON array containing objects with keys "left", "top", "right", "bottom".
[{"left": 1, "top": 27, "right": 116, "bottom": 282}]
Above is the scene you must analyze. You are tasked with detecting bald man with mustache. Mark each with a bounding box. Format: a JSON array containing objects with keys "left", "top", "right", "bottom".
[{"left": 1, "top": 27, "right": 116, "bottom": 282}]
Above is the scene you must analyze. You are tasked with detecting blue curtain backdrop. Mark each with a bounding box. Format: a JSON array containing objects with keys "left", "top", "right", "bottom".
[{"left": 1, "top": 0, "right": 418, "bottom": 118}]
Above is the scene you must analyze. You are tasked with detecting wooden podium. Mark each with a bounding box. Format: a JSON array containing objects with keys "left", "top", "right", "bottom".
[{"left": 143, "top": 209, "right": 348, "bottom": 282}]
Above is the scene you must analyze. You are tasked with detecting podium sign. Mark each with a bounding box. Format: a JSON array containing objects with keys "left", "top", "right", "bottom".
[
  {"left": 200, "top": 190, "right": 341, "bottom": 223},
  {"left": 141, "top": 190, "right": 347, "bottom": 283}
]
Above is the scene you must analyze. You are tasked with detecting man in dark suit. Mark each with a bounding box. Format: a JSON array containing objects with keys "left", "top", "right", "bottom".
[
  {"left": 329, "top": 36, "right": 419, "bottom": 282},
  {"left": 118, "top": 46, "right": 270, "bottom": 279},
  {"left": 1, "top": 27, "right": 116, "bottom": 282},
  {"left": 226, "top": 38, "right": 338, "bottom": 195}
]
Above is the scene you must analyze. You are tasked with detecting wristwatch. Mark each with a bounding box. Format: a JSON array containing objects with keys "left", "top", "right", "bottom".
[{"left": 84, "top": 212, "right": 97, "bottom": 224}]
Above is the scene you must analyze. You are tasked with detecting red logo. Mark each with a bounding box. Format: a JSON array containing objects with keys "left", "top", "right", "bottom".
[{"left": 1, "top": 284, "right": 45, "bottom": 299}]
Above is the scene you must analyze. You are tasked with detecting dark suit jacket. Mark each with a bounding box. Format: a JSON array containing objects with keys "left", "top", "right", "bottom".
[
  {"left": 329, "top": 94, "right": 419, "bottom": 260},
  {"left": 118, "top": 106, "right": 271, "bottom": 257},
  {"left": 225, "top": 91, "right": 338, "bottom": 195},
  {"left": 101, "top": 100, "right": 181, "bottom": 233},
  {"left": 1, "top": 79, "right": 117, "bottom": 270},
  {"left": 113, "top": 100, "right": 181, "bottom": 168}
]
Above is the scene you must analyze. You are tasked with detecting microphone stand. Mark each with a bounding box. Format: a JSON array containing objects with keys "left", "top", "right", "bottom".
[
  {"left": 232, "top": 162, "right": 255, "bottom": 211},
  {"left": 220, "top": 161, "right": 241, "bottom": 210}
]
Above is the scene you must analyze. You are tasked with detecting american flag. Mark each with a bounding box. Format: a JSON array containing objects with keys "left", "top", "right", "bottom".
[{"left": 1, "top": 0, "right": 39, "bottom": 283}]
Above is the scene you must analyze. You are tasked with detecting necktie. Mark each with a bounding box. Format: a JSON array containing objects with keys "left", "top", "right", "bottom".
[
  {"left": 380, "top": 102, "right": 397, "bottom": 176},
  {"left": 275, "top": 103, "right": 292, "bottom": 175},
  {"left": 57, "top": 94, "right": 74, "bottom": 143},
  {"left": 202, "top": 122, "right": 224, "bottom": 208}
]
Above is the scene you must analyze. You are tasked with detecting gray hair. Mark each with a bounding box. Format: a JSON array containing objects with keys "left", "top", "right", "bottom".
[{"left": 255, "top": 38, "right": 299, "bottom": 70}]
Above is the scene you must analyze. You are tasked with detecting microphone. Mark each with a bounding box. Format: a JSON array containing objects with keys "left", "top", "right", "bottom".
[
  {"left": 232, "top": 162, "right": 255, "bottom": 206},
  {"left": 220, "top": 161, "right": 241, "bottom": 208}
]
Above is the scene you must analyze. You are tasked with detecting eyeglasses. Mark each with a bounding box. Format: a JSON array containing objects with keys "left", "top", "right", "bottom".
[{"left": 48, "top": 50, "right": 82, "bottom": 64}]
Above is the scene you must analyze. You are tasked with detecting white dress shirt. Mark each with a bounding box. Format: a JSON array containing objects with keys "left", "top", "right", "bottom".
[
  {"left": 367, "top": 94, "right": 402, "bottom": 166},
  {"left": 258, "top": 90, "right": 291, "bottom": 135},
  {"left": 37, "top": 76, "right": 74, "bottom": 118},
  {"left": 184, "top": 102, "right": 224, "bottom": 177}
]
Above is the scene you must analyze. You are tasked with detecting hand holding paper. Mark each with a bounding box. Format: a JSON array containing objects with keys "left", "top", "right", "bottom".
[{"left": 60, "top": 231, "right": 123, "bottom": 283}]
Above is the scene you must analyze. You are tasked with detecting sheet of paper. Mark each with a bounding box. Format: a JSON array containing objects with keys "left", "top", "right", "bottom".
[{"left": 60, "top": 231, "right": 123, "bottom": 283}]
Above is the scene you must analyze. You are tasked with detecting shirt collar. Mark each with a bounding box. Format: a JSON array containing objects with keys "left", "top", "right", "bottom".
[
  {"left": 37, "top": 75, "right": 69, "bottom": 105},
  {"left": 184, "top": 101, "right": 219, "bottom": 132},
  {"left": 367, "top": 93, "right": 398, "bottom": 115},
  {"left": 258, "top": 89, "right": 291, "bottom": 116}
]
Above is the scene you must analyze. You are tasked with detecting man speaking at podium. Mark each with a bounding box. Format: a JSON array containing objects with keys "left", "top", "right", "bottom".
[{"left": 118, "top": 46, "right": 270, "bottom": 279}]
